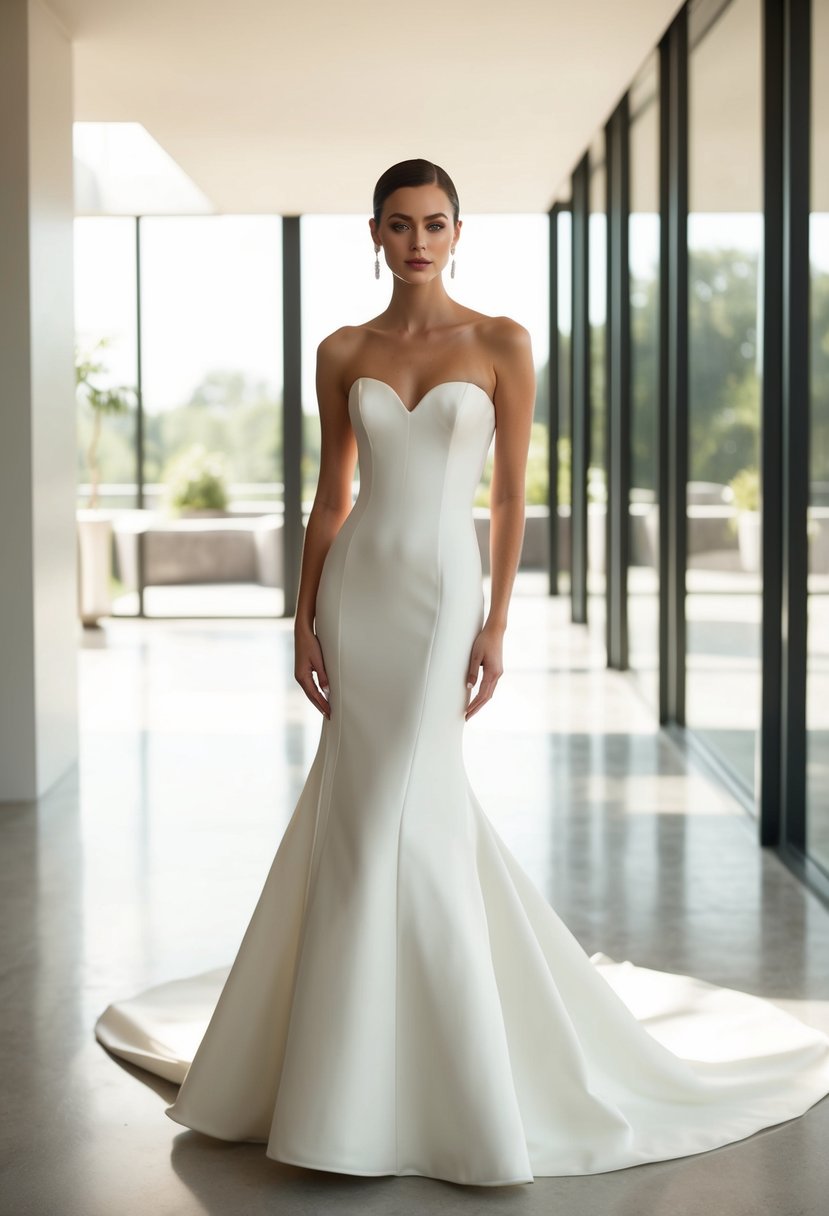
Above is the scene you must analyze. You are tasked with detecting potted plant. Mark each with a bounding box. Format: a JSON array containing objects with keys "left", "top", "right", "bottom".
[
  {"left": 162, "top": 443, "right": 229, "bottom": 517},
  {"left": 75, "top": 338, "right": 136, "bottom": 626},
  {"left": 727, "top": 466, "right": 760, "bottom": 572}
]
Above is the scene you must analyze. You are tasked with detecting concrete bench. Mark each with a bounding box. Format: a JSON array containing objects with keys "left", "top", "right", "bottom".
[{"left": 113, "top": 514, "right": 283, "bottom": 589}]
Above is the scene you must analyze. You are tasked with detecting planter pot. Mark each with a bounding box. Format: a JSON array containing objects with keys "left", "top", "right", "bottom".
[
  {"left": 636, "top": 500, "right": 656, "bottom": 566},
  {"left": 737, "top": 510, "right": 761, "bottom": 573},
  {"left": 77, "top": 509, "right": 114, "bottom": 626}
]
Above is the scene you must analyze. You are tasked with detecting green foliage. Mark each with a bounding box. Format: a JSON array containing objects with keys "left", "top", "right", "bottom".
[
  {"left": 525, "top": 421, "right": 549, "bottom": 505},
  {"left": 76, "top": 405, "right": 136, "bottom": 482},
  {"left": 76, "top": 368, "right": 284, "bottom": 499},
  {"left": 303, "top": 412, "right": 322, "bottom": 504},
  {"left": 725, "top": 465, "right": 760, "bottom": 537},
  {"left": 728, "top": 466, "right": 760, "bottom": 512},
  {"left": 688, "top": 248, "right": 761, "bottom": 482},
  {"left": 75, "top": 336, "right": 138, "bottom": 508},
  {"left": 474, "top": 420, "right": 550, "bottom": 507},
  {"left": 628, "top": 246, "right": 768, "bottom": 493},
  {"left": 75, "top": 337, "right": 136, "bottom": 418},
  {"left": 143, "top": 371, "right": 283, "bottom": 486},
  {"left": 162, "top": 443, "right": 229, "bottom": 513},
  {"left": 630, "top": 270, "right": 659, "bottom": 492},
  {"left": 557, "top": 435, "right": 571, "bottom": 505},
  {"left": 75, "top": 244, "right": 829, "bottom": 518}
]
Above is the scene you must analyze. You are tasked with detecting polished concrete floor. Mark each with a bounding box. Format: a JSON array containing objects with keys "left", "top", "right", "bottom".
[{"left": 2, "top": 575, "right": 829, "bottom": 1216}]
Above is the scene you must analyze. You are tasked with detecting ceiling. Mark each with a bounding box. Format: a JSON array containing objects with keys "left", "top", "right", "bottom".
[{"left": 46, "top": 0, "right": 682, "bottom": 216}]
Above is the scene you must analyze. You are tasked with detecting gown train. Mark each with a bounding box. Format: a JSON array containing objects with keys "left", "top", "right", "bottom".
[{"left": 95, "top": 377, "right": 829, "bottom": 1186}]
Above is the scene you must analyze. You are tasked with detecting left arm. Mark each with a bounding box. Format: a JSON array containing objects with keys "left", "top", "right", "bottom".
[{"left": 465, "top": 319, "right": 536, "bottom": 720}]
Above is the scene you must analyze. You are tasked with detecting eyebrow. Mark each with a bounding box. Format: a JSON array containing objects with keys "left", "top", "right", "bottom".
[{"left": 386, "top": 212, "right": 449, "bottom": 221}]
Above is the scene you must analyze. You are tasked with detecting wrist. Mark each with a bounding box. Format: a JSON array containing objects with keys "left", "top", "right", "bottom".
[{"left": 484, "top": 615, "right": 507, "bottom": 634}]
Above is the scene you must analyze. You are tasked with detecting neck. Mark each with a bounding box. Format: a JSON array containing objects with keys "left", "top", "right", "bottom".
[{"left": 380, "top": 273, "right": 458, "bottom": 336}]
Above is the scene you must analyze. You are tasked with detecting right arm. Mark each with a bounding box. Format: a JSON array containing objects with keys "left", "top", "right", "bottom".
[{"left": 293, "top": 331, "right": 357, "bottom": 717}]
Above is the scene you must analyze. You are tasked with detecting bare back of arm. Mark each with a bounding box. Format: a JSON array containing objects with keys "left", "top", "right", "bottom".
[{"left": 293, "top": 329, "right": 358, "bottom": 716}]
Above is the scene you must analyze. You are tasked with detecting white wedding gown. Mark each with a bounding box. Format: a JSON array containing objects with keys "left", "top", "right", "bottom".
[{"left": 95, "top": 377, "right": 829, "bottom": 1186}]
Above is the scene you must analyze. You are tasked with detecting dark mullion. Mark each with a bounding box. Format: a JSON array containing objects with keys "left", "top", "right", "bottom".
[
  {"left": 672, "top": 12, "right": 689, "bottom": 727},
  {"left": 659, "top": 10, "right": 689, "bottom": 725},
  {"left": 619, "top": 100, "right": 631, "bottom": 669},
  {"left": 606, "top": 98, "right": 631, "bottom": 669},
  {"left": 759, "top": 0, "right": 784, "bottom": 846},
  {"left": 605, "top": 121, "right": 614, "bottom": 663},
  {"left": 658, "top": 38, "right": 670, "bottom": 722},
  {"left": 281, "top": 217, "right": 303, "bottom": 618},
  {"left": 571, "top": 154, "right": 590, "bottom": 625},
  {"left": 548, "top": 204, "right": 561, "bottom": 595},
  {"left": 780, "top": 0, "right": 811, "bottom": 855}
]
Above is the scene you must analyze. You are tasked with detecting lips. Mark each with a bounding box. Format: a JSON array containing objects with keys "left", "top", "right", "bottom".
[{"left": 406, "top": 259, "right": 431, "bottom": 265}]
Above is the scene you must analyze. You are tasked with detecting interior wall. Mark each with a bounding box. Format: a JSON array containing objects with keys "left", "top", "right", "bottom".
[{"left": 0, "top": 0, "right": 78, "bottom": 802}]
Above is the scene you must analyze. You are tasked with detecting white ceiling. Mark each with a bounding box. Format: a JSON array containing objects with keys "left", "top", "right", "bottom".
[{"left": 46, "top": 0, "right": 682, "bottom": 215}]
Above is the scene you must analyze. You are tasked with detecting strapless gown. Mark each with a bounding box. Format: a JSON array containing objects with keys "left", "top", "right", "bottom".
[{"left": 95, "top": 376, "right": 829, "bottom": 1186}]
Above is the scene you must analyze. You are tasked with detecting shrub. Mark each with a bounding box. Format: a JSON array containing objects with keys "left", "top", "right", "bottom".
[{"left": 163, "top": 443, "right": 229, "bottom": 513}]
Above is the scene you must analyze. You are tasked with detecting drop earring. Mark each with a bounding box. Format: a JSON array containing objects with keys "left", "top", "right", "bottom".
[
  {"left": 450, "top": 247, "right": 456, "bottom": 279},
  {"left": 374, "top": 246, "right": 380, "bottom": 279}
]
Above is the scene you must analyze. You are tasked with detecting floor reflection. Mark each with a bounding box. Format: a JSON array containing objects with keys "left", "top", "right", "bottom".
[{"left": 3, "top": 573, "right": 829, "bottom": 1215}]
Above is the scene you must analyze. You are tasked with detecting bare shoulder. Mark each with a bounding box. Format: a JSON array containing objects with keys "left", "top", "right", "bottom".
[
  {"left": 316, "top": 325, "right": 364, "bottom": 394},
  {"left": 316, "top": 324, "right": 361, "bottom": 364},
  {"left": 482, "top": 314, "right": 532, "bottom": 352},
  {"left": 478, "top": 316, "right": 534, "bottom": 406}
]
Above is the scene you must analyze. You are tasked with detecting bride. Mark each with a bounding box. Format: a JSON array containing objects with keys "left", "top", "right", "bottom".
[{"left": 95, "top": 158, "right": 829, "bottom": 1187}]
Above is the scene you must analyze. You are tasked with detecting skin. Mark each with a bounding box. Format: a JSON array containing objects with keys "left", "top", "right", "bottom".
[{"left": 294, "top": 180, "right": 536, "bottom": 722}]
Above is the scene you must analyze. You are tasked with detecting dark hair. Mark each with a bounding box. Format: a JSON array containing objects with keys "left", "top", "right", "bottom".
[{"left": 372, "top": 158, "right": 460, "bottom": 229}]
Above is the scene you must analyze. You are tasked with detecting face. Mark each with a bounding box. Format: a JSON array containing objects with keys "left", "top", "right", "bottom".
[{"left": 369, "top": 184, "right": 461, "bottom": 283}]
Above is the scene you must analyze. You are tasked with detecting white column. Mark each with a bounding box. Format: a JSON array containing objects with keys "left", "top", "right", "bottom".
[{"left": 0, "top": 0, "right": 78, "bottom": 802}]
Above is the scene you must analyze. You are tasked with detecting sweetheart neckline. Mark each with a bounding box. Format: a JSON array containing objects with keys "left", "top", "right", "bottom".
[{"left": 348, "top": 376, "right": 495, "bottom": 417}]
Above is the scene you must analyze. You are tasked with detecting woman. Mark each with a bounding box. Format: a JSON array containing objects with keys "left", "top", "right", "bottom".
[
  {"left": 96, "top": 159, "right": 829, "bottom": 1187},
  {"left": 292, "top": 164, "right": 535, "bottom": 734}
]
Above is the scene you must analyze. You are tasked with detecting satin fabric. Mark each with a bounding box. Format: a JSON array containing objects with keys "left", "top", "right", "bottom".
[{"left": 96, "top": 377, "right": 829, "bottom": 1186}]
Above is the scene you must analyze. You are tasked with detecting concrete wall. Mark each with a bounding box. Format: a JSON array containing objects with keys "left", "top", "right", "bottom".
[{"left": 0, "top": 0, "right": 77, "bottom": 801}]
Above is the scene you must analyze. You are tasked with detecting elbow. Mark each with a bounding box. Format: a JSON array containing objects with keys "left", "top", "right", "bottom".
[
  {"left": 490, "top": 491, "right": 526, "bottom": 511},
  {"left": 312, "top": 493, "right": 352, "bottom": 516}
]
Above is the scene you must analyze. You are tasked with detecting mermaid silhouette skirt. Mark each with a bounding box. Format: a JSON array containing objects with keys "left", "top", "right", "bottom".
[{"left": 95, "top": 378, "right": 829, "bottom": 1186}]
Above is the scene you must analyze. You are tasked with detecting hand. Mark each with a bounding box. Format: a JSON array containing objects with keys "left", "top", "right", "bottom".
[
  {"left": 465, "top": 623, "right": 504, "bottom": 720},
  {"left": 294, "top": 624, "right": 330, "bottom": 718}
]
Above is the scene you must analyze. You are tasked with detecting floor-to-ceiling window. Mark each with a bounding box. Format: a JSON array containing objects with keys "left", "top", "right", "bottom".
[
  {"left": 75, "top": 217, "right": 138, "bottom": 519},
  {"left": 76, "top": 214, "right": 284, "bottom": 619},
  {"left": 541, "top": 0, "right": 825, "bottom": 903},
  {"left": 138, "top": 216, "right": 283, "bottom": 617},
  {"left": 627, "top": 54, "right": 661, "bottom": 709},
  {"left": 808, "top": 0, "right": 829, "bottom": 872},
  {"left": 588, "top": 134, "right": 608, "bottom": 641},
  {"left": 685, "top": 0, "right": 763, "bottom": 796},
  {"left": 556, "top": 207, "right": 573, "bottom": 596}
]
